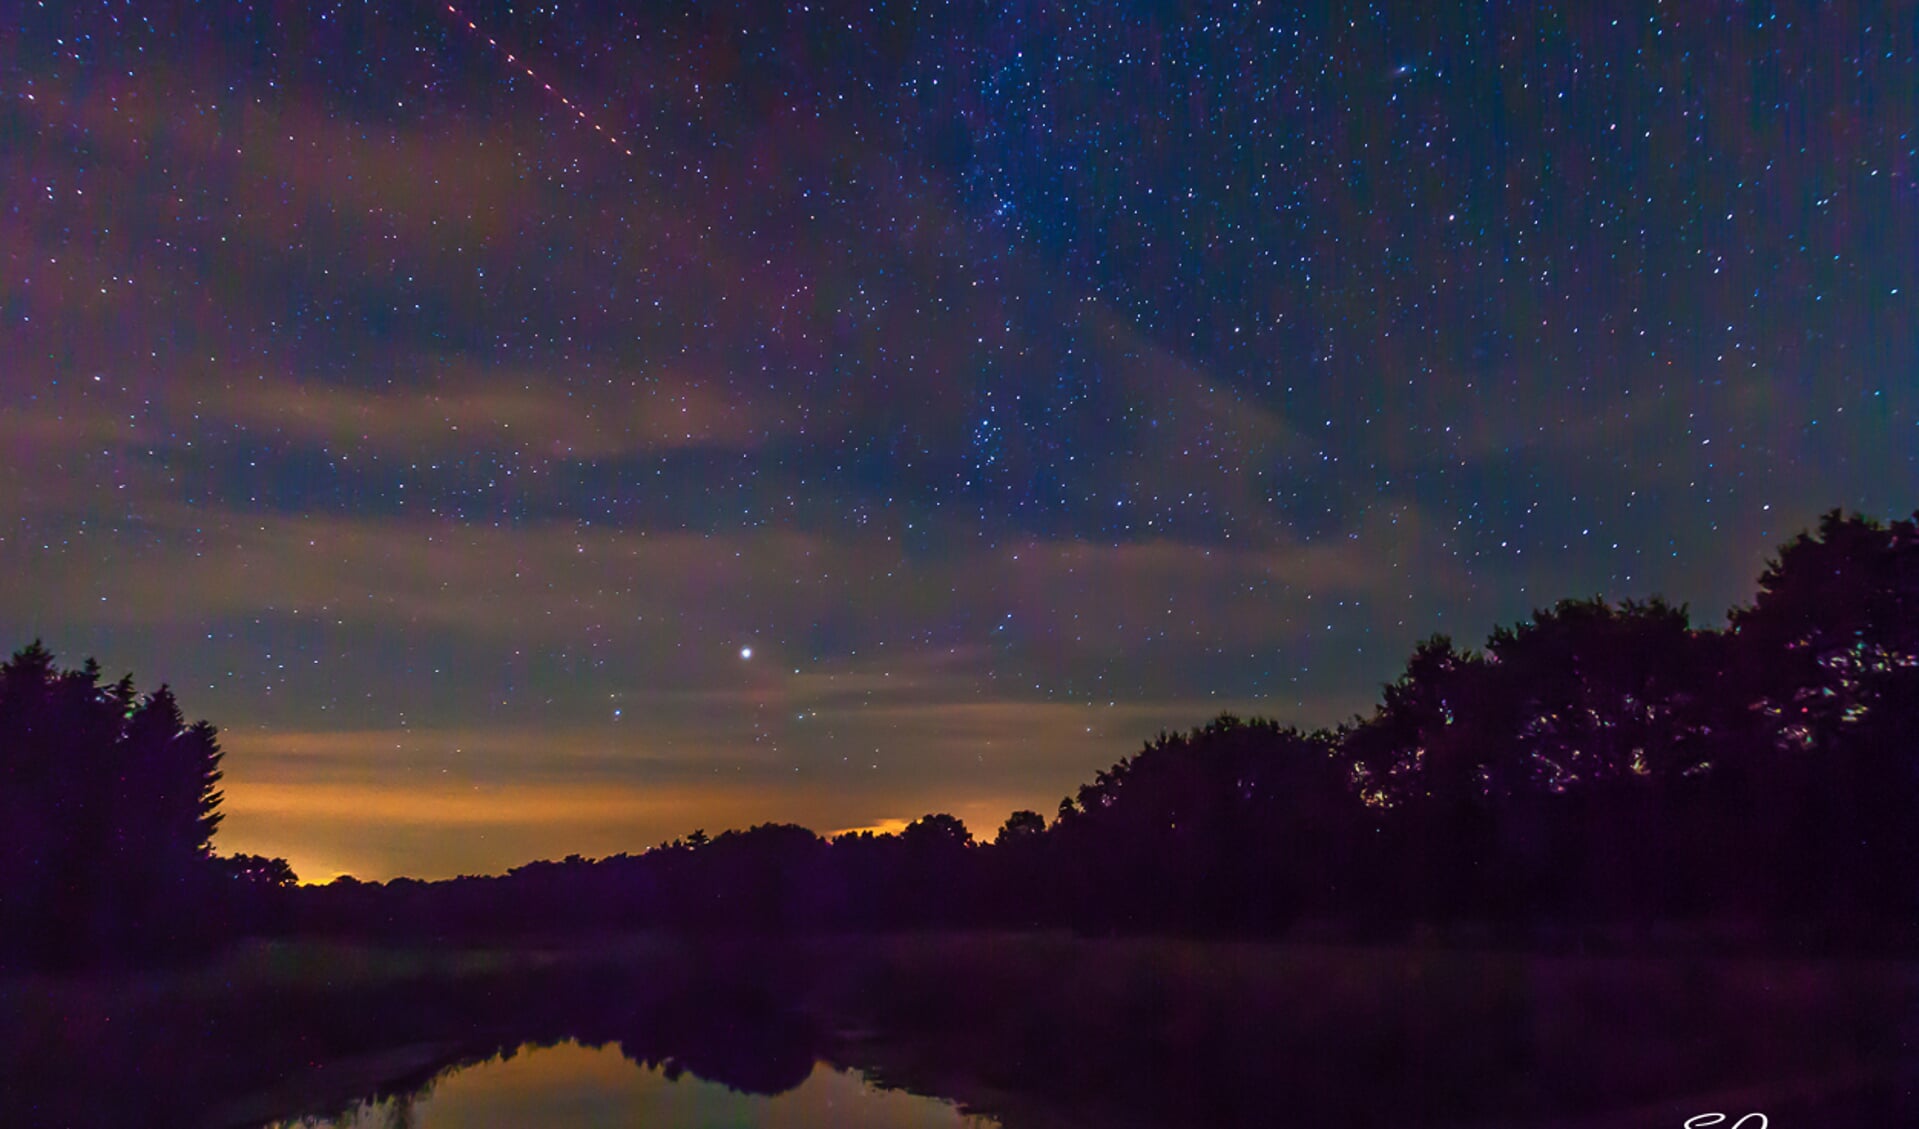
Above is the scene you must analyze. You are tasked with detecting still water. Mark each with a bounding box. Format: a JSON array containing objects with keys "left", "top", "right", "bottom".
[{"left": 263, "top": 1040, "right": 999, "bottom": 1129}]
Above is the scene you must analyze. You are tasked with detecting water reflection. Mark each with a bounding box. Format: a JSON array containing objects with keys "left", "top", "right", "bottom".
[
  {"left": 265, "top": 1041, "right": 997, "bottom": 1129},
  {"left": 10, "top": 938, "right": 1914, "bottom": 1128}
]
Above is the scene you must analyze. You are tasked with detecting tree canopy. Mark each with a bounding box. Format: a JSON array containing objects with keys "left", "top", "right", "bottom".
[
  {"left": 8, "top": 508, "right": 1915, "bottom": 957},
  {"left": 0, "top": 643, "right": 292, "bottom": 968}
]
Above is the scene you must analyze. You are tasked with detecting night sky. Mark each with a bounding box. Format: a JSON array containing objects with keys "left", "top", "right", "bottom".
[{"left": 4, "top": 1, "right": 1913, "bottom": 880}]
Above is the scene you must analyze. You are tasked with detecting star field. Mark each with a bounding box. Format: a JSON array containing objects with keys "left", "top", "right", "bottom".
[{"left": 3, "top": 0, "right": 1913, "bottom": 879}]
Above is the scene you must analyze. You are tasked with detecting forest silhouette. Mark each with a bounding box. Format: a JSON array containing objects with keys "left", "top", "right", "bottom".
[{"left": 3, "top": 507, "right": 1914, "bottom": 968}]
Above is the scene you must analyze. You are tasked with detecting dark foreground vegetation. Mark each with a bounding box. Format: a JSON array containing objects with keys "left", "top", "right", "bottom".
[
  {"left": 0, "top": 642, "right": 292, "bottom": 969},
  {"left": 2, "top": 508, "right": 1916, "bottom": 968}
]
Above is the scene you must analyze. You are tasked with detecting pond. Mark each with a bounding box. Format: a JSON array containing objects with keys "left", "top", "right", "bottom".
[
  {"left": 10, "top": 937, "right": 1914, "bottom": 1128},
  {"left": 261, "top": 1039, "right": 998, "bottom": 1129}
]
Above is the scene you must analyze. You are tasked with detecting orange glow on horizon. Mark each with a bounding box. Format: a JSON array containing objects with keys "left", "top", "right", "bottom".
[{"left": 827, "top": 817, "right": 914, "bottom": 839}]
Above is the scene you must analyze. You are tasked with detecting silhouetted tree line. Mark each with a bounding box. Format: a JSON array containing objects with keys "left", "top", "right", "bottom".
[
  {"left": 292, "top": 508, "right": 1918, "bottom": 948},
  {"left": 4, "top": 509, "right": 1913, "bottom": 963},
  {"left": 0, "top": 643, "right": 295, "bottom": 969}
]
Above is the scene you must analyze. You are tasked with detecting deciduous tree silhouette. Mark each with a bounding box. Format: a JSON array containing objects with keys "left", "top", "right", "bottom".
[
  {"left": 1050, "top": 716, "right": 1352, "bottom": 932},
  {"left": 166, "top": 504, "right": 1919, "bottom": 951},
  {"left": 1722, "top": 508, "right": 1919, "bottom": 931},
  {"left": 994, "top": 810, "right": 1046, "bottom": 846}
]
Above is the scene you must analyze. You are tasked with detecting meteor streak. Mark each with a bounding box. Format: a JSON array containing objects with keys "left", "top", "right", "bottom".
[{"left": 440, "top": 2, "right": 635, "bottom": 157}]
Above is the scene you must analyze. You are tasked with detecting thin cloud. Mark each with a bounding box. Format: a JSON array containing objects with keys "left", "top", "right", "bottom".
[{"left": 204, "top": 371, "right": 779, "bottom": 458}]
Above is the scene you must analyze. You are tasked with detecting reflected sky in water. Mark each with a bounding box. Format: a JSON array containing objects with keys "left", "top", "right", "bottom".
[{"left": 267, "top": 1040, "right": 998, "bottom": 1129}]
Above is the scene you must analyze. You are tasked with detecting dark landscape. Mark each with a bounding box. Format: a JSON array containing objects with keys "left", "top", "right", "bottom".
[
  {"left": 5, "top": 1, "right": 1916, "bottom": 1126},
  {"left": 4, "top": 507, "right": 1919, "bottom": 1126}
]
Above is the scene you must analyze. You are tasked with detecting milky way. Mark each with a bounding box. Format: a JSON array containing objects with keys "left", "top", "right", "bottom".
[{"left": 3, "top": 1, "right": 1912, "bottom": 878}]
